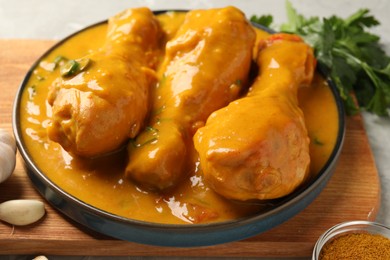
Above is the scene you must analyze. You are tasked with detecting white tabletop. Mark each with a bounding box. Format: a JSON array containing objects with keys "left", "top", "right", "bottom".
[{"left": 1, "top": 0, "right": 389, "bottom": 259}]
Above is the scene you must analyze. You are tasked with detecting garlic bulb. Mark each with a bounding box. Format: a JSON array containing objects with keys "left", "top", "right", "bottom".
[
  {"left": 0, "top": 128, "right": 16, "bottom": 183},
  {"left": 0, "top": 199, "right": 45, "bottom": 226}
]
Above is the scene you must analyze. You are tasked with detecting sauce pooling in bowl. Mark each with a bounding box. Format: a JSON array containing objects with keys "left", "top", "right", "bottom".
[{"left": 19, "top": 11, "right": 339, "bottom": 224}]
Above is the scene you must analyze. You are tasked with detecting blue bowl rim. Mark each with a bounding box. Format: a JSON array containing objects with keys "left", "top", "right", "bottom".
[{"left": 12, "top": 9, "right": 346, "bottom": 247}]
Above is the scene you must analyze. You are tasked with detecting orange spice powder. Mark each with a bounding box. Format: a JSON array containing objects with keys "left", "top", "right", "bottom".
[{"left": 319, "top": 233, "right": 390, "bottom": 259}]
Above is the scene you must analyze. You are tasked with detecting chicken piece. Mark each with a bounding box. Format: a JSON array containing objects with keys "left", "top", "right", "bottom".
[
  {"left": 47, "top": 8, "right": 162, "bottom": 157},
  {"left": 194, "top": 34, "right": 316, "bottom": 201},
  {"left": 126, "top": 7, "right": 256, "bottom": 190}
]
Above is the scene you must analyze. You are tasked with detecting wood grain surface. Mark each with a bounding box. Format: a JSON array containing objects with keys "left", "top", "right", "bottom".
[{"left": 0, "top": 40, "right": 381, "bottom": 257}]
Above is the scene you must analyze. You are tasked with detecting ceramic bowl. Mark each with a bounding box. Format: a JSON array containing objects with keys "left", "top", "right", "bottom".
[{"left": 12, "top": 11, "right": 346, "bottom": 247}]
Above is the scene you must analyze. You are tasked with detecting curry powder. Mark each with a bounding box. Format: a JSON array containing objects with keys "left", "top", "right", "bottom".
[{"left": 319, "top": 233, "right": 390, "bottom": 259}]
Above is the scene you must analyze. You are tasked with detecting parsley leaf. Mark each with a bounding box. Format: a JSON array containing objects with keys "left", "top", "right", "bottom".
[
  {"left": 250, "top": 14, "right": 273, "bottom": 28},
  {"left": 258, "top": 0, "right": 390, "bottom": 116}
]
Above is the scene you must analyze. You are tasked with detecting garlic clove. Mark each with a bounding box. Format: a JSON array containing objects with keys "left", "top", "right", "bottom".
[
  {"left": 0, "top": 129, "right": 16, "bottom": 153},
  {"left": 0, "top": 199, "right": 45, "bottom": 226},
  {"left": 33, "top": 256, "right": 49, "bottom": 260},
  {"left": 0, "top": 144, "right": 16, "bottom": 183}
]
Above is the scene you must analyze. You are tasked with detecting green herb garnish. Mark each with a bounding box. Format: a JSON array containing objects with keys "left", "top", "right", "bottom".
[
  {"left": 254, "top": 0, "right": 390, "bottom": 116},
  {"left": 250, "top": 14, "right": 274, "bottom": 28},
  {"left": 145, "top": 126, "right": 159, "bottom": 133},
  {"left": 130, "top": 126, "right": 159, "bottom": 148},
  {"left": 131, "top": 137, "right": 158, "bottom": 148},
  {"left": 60, "top": 58, "right": 91, "bottom": 77},
  {"left": 60, "top": 60, "right": 79, "bottom": 77},
  {"left": 54, "top": 55, "right": 68, "bottom": 67}
]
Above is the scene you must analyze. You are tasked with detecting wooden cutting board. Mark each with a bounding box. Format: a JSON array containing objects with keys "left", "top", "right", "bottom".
[{"left": 0, "top": 40, "right": 381, "bottom": 258}]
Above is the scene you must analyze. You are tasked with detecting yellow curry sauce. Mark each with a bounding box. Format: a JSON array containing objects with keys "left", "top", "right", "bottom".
[{"left": 19, "top": 11, "right": 339, "bottom": 224}]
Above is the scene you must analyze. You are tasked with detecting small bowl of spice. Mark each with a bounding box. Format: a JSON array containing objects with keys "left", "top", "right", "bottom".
[{"left": 313, "top": 220, "right": 390, "bottom": 259}]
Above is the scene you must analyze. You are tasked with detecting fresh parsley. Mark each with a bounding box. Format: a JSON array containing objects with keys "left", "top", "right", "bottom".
[
  {"left": 251, "top": 1, "right": 390, "bottom": 116},
  {"left": 250, "top": 14, "right": 273, "bottom": 28}
]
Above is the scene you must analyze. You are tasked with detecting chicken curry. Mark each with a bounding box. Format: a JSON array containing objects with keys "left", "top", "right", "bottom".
[{"left": 19, "top": 8, "right": 339, "bottom": 224}]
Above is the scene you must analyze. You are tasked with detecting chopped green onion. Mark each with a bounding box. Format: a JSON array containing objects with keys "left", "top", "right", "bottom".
[
  {"left": 60, "top": 60, "right": 79, "bottom": 77},
  {"left": 60, "top": 58, "right": 91, "bottom": 77},
  {"left": 77, "top": 58, "right": 91, "bottom": 71},
  {"left": 145, "top": 126, "right": 159, "bottom": 133},
  {"left": 54, "top": 55, "right": 68, "bottom": 67},
  {"left": 131, "top": 137, "right": 158, "bottom": 148}
]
